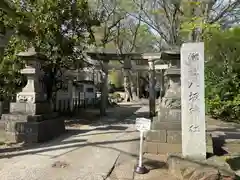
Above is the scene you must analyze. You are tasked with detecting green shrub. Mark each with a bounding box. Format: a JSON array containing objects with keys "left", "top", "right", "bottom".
[{"left": 205, "top": 27, "right": 240, "bottom": 123}]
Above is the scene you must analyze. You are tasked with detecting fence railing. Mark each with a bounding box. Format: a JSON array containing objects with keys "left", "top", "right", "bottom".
[
  {"left": 53, "top": 97, "right": 97, "bottom": 114},
  {"left": 0, "top": 96, "right": 98, "bottom": 117}
]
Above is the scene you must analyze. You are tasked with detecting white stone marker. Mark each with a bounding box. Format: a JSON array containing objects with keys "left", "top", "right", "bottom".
[{"left": 181, "top": 42, "right": 206, "bottom": 160}]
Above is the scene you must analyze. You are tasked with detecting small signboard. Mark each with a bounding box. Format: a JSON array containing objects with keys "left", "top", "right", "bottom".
[
  {"left": 135, "top": 118, "right": 151, "bottom": 132},
  {"left": 135, "top": 117, "right": 151, "bottom": 174}
]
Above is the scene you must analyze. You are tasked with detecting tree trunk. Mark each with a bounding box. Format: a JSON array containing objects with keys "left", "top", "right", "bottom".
[
  {"left": 188, "top": 0, "right": 204, "bottom": 42},
  {"left": 100, "top": 61, "right": 108, "bottom": 116}
]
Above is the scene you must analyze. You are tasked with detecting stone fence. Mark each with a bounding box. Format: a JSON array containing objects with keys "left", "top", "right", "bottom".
[{"left": 0, "top": 91, "right": 97, "bottom": 117}]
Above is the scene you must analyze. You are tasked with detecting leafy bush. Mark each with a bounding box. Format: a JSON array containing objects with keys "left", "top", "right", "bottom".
[
  {"left": 205, "top": 27, "right": 240, "bottom": 122},
  {"left": 0, "top": 36, "right": 27, "bottom": 100}
]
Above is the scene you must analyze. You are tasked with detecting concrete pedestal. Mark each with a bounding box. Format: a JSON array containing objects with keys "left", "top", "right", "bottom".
[
  {"left": 2, "top": 113, "right": 64, "bottom": 143},
  {"left": 144, "top": 128, "right": 213, "bottom": 155},
  {"left": 145, "top": 116, "right": 182, "bottom": 154},
  {"left": 2, "top": 102, "right": 65, "bottom": 143}
]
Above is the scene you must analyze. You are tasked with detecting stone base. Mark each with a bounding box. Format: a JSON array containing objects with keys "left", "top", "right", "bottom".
[
  {"left": 144, "top": 130, "right": 213, "bottom": 155},
  {"left": 145, "top": 115, "right": 213, "bottom": 155},
  {"left": 144, "top": 142, "right": 182, "bottom": 154},
  {"left": 2, "top": 113, "right": 65, "bottom": 143},
  {"left": 146, "top": 119, "right": 182, "bottom": 142},
  {"left": 10, "top": 102, "right": 52, "bottom": 115}
]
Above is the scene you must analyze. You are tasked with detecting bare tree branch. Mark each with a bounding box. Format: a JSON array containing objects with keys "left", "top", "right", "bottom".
[{"left": 209, "top": 0, "right": 240, "bottom": 24}]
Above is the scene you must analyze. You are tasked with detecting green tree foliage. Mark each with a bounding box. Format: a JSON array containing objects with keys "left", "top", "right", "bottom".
[
  {"left": 108, "top": 60, "right": 123, "bottom": 88},
  {"left": 205, "top": 27, "right": 240, "bottom": 122},
  {"left": 134, "top": 24, "right": 159, "bottom": 53},
  {"left": 0, "top": 36, "right": 27, "bottom": 100},
  {"left": 109, "top": 70, "right": 122, "bottom": 88},
  {"left": 0, "top": 0, "right": 100, "bottom": 100}
]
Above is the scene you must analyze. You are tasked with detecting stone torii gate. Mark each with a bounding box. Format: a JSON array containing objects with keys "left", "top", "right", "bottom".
[{"left": 86, "top": 52, "right": 169, "bottom": 117}]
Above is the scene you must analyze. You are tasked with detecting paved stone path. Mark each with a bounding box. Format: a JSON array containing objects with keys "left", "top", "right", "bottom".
[
  {"left": 0, "top": 99, "right": 240, "bottom": 179},
  {"left": 0, "top": 103, "right": 146, "bottom": 180}
]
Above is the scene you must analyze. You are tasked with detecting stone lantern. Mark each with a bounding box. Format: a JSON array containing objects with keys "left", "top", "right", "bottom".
[
  {"left": 157, "top": 50, "right": 181, "bottom": 122},
  {"left": 144, "top": 50, "right": 182, "bottom": 154},
  {"left": 2, "top": 47, "right": 65, "bottom": 143},
  {"left": 16, "top": 47, "right": 46, "bottom": 103},
  {"left": 8, "top": 47, "right": 51, "bottom": 115}
]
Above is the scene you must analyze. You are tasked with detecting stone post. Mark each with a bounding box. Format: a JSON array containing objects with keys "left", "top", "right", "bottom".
[
  {"left": 148, "top": 59, "right": 156, "bottom": 117},
  {"left": 181, "top": 42, "right": 206, "bottom": 160}
]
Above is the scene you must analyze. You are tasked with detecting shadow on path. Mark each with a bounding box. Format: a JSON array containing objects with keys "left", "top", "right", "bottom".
[
  {"left": 0, "top": 104, "right": 144, "bottom": 155},
  {"left": 0, "top": 137, "right": 140, "bottom": 159},
  {"left": 226, "top": 156, "right": 240, "bottom": 172},
  {"left": 65, "top": 105, "right": 141, "bottom": 127},
  {"left": 208, "top": 127, "right": 240, "bottom": 156}
]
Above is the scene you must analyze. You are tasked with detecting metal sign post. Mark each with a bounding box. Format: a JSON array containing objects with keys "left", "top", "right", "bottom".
[{"left": 135, "top": 118, "right": 151, "bottom": 174}]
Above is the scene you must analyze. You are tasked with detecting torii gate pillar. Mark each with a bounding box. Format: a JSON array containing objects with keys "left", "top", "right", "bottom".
[{"left": 148, "top": 59, "right": 156, "bottom": 117}]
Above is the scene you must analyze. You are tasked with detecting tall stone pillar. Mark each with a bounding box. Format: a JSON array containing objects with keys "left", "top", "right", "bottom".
[
  {"left": 148, "top": 59, "right": 156, "bottom": 117},
  {"left": 2, "top": 47, "right": 65, "bottom": 143}
]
